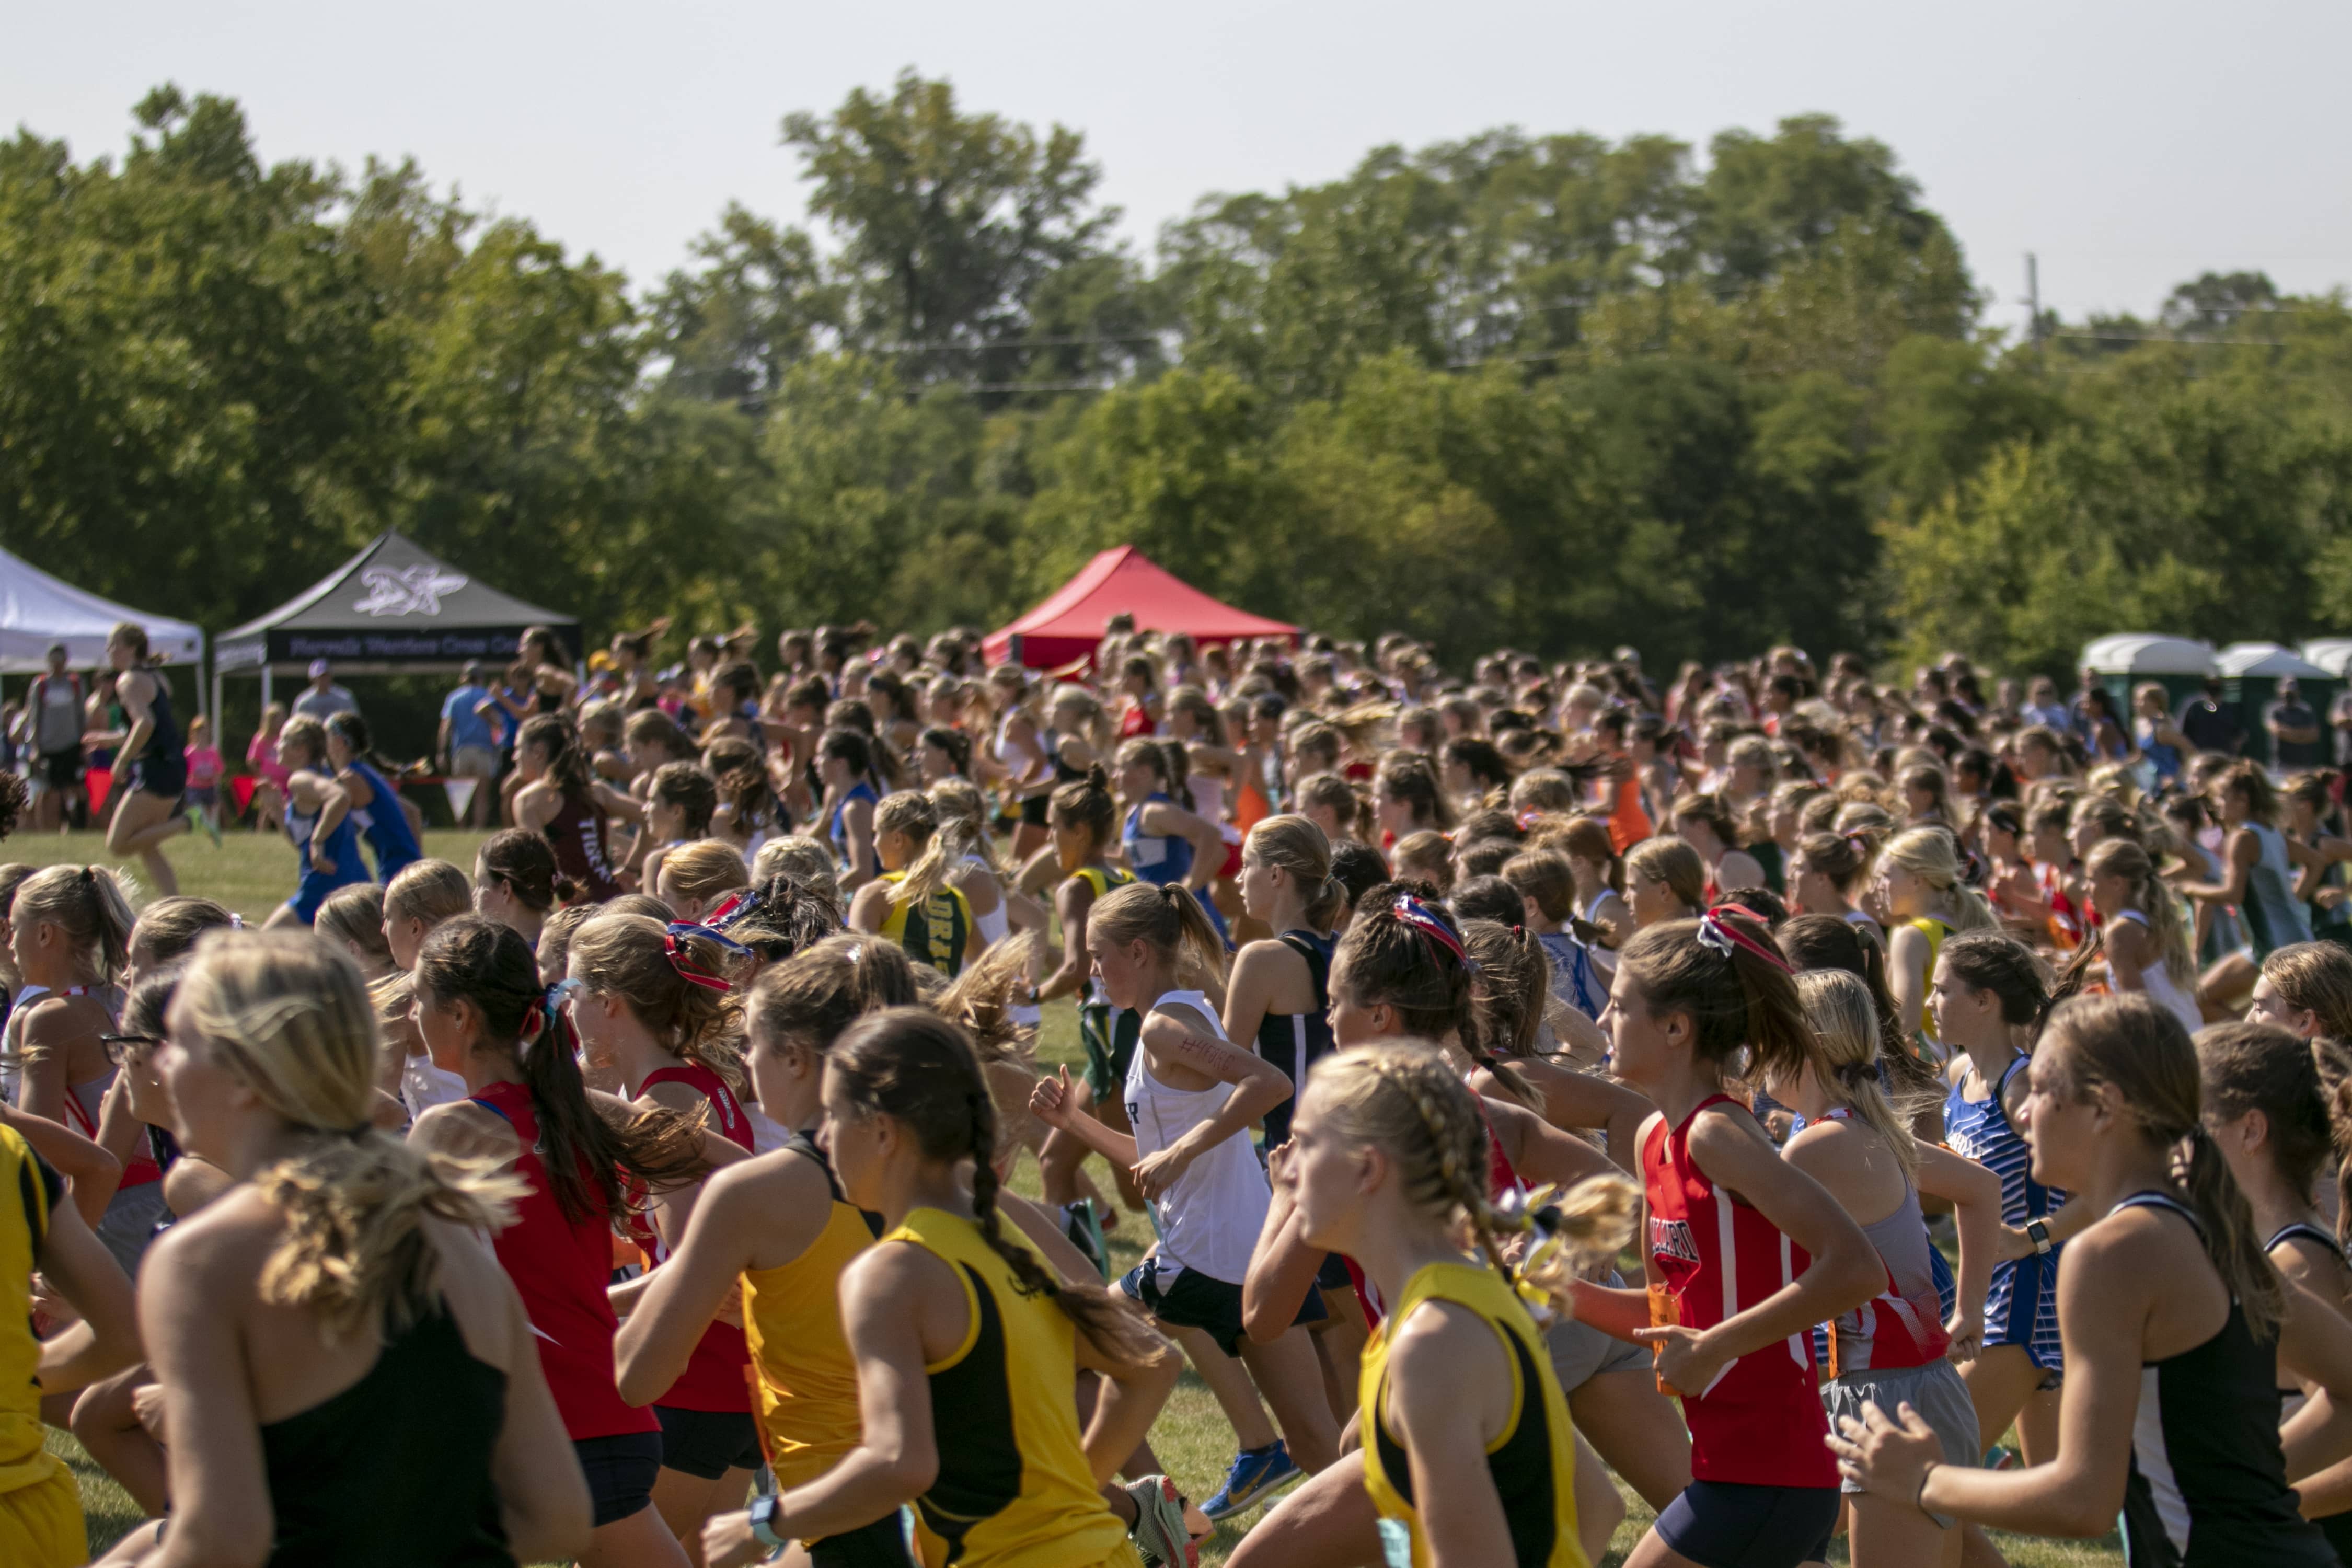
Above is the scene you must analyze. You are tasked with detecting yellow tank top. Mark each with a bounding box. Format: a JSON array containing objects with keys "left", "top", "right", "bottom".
[
  {"left": 1073, "top": 865, "right": 1135, "bottom": 901},
  {"left": 0, "top": 1125, "right": 74, "bottom": 1503},
  {"left": 1909, "top": 916, "right": 1953, "bottom": 1051},
  {"left": 1358, "top": 1260, "right": 1588, "bottom": 1568},
  {"left": 884, "top": 1206, "right": 1136, "bottom": 1568},
  {"left": 740, "top": 1135, "right": 880, "bottom": 1490},
  {"left": 880, "top": 872, "right": 974, "bottom": 978}
]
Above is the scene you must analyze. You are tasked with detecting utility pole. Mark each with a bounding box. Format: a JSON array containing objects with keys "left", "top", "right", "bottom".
[{"left": 2025, "top": 252, "right": 2044, "bottom": 363}]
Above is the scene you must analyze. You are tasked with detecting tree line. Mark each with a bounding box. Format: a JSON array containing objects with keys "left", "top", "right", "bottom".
[{"left": 3, "top": 74, "right": 2348, "bottom": 686}]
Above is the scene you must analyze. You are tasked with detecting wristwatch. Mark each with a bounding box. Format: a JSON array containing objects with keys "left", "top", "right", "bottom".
[
  {"left": 2025, "top": 1218, "right": 2053, "bottom": 1255},
  {"left": 748, "top": 1495, "right": 789, "bottom": 1554}
]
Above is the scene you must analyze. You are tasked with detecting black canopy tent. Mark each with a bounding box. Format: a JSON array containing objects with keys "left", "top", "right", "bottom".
[{"left": 211, "top": 531, "right": 579, "bottom": 717}]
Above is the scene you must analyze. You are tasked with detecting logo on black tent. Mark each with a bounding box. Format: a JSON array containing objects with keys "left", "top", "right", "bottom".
[{"left": 354, "top": 565, "right": 469, "bottom": 617}]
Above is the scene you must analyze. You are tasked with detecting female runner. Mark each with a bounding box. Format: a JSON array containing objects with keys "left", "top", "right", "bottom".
[
  {"left": 1114, "top": 739, "right": 1229, "bottom": 944},
  {"left": 475, "top": 828, "right": 560, "bottom": 950},
  {"left": 848, "top": 792, "right": 980, "bottom": 979},
  {"left": 264, "top": 716, "right": 368, "bottom": 928},
  {"left": 1277, "top": 1041, "right": 1639, "bottom": 1568},
  {"left": 2182, "top": 762, "right": 2321, "bottom": 1017},
  {"left": 1834, "top": 993, "right": 2352, "bottom": 1567},
  {"left": 408, "top": 916, "right": 716, "bottom": 1568},
  {"left": 316, "top": 886, "right": 395, "bottom": 982},
  {"left": 2247, "top": 940, "right": 2352, "bottom": 1041},
  {"left": 2074, "top": 838, "right": 2205, "bottom": 1034},
  {"left": 638, "top": 761, "right": 719, "bottom": 898},
  {"left": 1564, "top": 907, "right": 1881, "bottom": 1568},
  {"left": 817, "top": 730, "right": 884, "bottom": 891},
  {"left": 1030, "top": 881, "right": 1339, "bottom": 1517},
  {"left": 7, "top": 865, "right": 148, "bottom": 1267},
  {"left": 655, "top": 840, "right": 752, "bottom": 926},
  {"left": 744, "top": 1007, "right": 1178, "bottom": 1568},
  {"left": 1875, "top": 827, "right": 1995, "bottom": 1058},
  {"left": 2198, "top": 1021, "right": 2352, "bottom": 1558},
  {"left": 514, "top": 714, "right": 638, "bottom": 905},
  {"left": 1373, "top": 753, "right": 1458, "bottom": 847},
  {"left": 1220, "top": 814, "right": 1367, "bottom": 1403},
  {"left": 98, "top": 623, "right": 189, "bottom": 897},
  {"left": 1787, "top": 831, "right": 1883, "bottom": 939},
  {"left": 1235, "top": 892, "right": 1681, "bottom": 1568},
  {"left": 568, "top": 912, "right": 765, "bottom": 1559},
  {"left": 1769, "top": 969, "right": 2000, "bottom": 1568},
  {"left": 636, "top": 942, "right": 921, "bottom": 1568},
  {"left": 102, "top": 930, "right": 588, "bottom": 1568},
  {"left": 1029, "top": 766, "right": 1145, "bottom": 1227},
  {"left": 1930, "top": 932, "right": 2069, "bottom": 1477},
  {"left": 1497, "top": 849, "right": 1610, "bottom": 1025},
  {"left": 324, "top": 712, "right": 423, "bottom": 883},
  {"left": 1624, "top": 837, "right": 1705, "bottom": 930}
]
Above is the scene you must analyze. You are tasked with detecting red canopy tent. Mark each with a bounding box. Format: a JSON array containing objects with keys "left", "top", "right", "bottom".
[{"left": 983, "top": 546, "right": 1297, "bottom": 670}]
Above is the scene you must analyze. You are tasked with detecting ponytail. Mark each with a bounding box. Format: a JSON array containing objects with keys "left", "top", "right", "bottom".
[
  {"left": 416, "top": 917, "right": 710, "bottom": 1227},
  {"left": 831, "top": 1009, "right": 1170, "bottom": 1374},
  {"left": 11, "top": 864, "right": 136, "bottom": 983},
  {"left": 877, "top": 791, "right": 953, "bottom": 908},
  {"left": 1090, "top": 881, "right": 1229, "bottom": 989},
  {"left": 1050, "top": 764, "right": 1119, "bottom": 862},
  {"left": 1618, "top": 906, "right": 1818, "bottom": 1093}
]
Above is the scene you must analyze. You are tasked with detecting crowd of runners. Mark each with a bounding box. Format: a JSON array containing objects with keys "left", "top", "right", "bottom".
[{"left": 9, "top": 618, "right": 2352, "bottom": 1568}]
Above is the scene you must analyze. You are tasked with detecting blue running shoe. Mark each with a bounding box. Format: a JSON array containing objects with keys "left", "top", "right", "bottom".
[{"left": 1199, "top": 1440, "right": 1299, "bottom": 1521}]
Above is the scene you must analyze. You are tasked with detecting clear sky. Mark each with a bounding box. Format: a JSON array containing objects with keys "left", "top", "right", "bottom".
[{"left": 12, "top": 0, "right": 2348, "bottom": 338}]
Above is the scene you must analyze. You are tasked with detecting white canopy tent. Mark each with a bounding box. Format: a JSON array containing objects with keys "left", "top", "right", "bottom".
[{"left": 0, "top": 544, "right": 205, "bottom": 705}]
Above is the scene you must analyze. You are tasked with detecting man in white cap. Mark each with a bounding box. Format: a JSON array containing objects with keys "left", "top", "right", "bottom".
[{"left": 292, "top": 658, "right": 358, "bottom": 723}]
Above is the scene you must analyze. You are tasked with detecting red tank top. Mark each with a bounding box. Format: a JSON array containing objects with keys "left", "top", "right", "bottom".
[
  {"left": 625, "top": 1063, "right": 755, "bottom": 1412},
  {"left": 545, "top": 789, "right": 620, "bottom": 903},
  {"left": 469, "top": 1080, "right": 656, "bottom": 1440},
  {"left": 1643, "top": 1094, "right": 1836, "bottom": 1488}
]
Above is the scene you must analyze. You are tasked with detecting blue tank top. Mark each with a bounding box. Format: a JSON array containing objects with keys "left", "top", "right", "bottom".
[
  {"left": 829, "top": 780, "right": 878, "bottom": 866},
  {"left": 287, "top": 789, "right": 365, "bottom": 889},
  {"left": 1944, "top": 1056, "right": 2063, "bottom": 1227},
  {"left": 1122, "top": 794, "right": 1194, "bottom": 887},
  {"left": 346, "top": 758, "right": 422, "bottom": 882}
]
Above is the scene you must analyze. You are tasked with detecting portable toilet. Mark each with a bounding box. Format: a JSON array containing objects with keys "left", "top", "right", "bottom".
[
  {"left": 2079, "top": 633, "right": 2218, "bottom": 727},
  {"left": 2302, "top": 639, "right": 2352, "bottom": 681},
  {"left": 2216, "top": 642, "right": 2336, "bottom": 767}
]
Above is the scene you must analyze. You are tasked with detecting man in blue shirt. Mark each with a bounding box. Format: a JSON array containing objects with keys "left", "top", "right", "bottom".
[{"left": 437, "top": 660, "right": 502, "bottom": 828}]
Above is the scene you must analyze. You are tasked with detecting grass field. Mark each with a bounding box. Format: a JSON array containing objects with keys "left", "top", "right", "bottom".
[{"left": 31, "top": 827, "right": 2121, "bottom": 1565}]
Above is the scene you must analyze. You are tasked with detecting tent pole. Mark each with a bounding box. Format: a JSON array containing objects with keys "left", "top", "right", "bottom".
[{"left": 261, "top": 666, "right": 273, "bottom": 714}]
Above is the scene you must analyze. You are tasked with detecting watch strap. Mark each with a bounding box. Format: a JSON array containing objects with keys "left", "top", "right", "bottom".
[{"left": 748, "top": 1495, "right": 788, "bottom": 1552}]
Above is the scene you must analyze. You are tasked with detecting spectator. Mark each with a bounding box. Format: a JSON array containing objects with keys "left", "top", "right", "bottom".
[
  {"left": 2331, "top": 681, "right": 2352, "bottom": 767},
  {"left": 291, "top": 658, "right": 358, "bottom": 722},
  {"left": 2064, "top": 666, "right": 2105, "bottom": 741},
  {"left": 2018, "top": 674, "right": 2069, "bottom": 731},
  {"left": 2177, "top": 676, "right": 2243, "bottom": 755},
  {"left": 2268, "top": 675, "right": 2326, "bottom": 769},
  {"left": 438, "top": 659, "right": 502, "bottom": 828},
  {"left": 183, "top": 714, "right": 225, "bottom": 841},
  {"left": 21, "top": 643, "right": 84, "bottom": 832}
]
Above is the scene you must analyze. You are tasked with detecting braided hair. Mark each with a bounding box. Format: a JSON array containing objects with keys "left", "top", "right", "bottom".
[{"left": 827, "top": 1008, "right": 1169, "bottom": 1373}]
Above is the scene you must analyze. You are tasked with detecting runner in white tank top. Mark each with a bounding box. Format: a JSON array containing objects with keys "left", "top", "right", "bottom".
[
  {"left": 2106, "top": 908, "right": 2205, "bottom": 1035},
  {"left": 1122, "top": 989, "right": 1267, "bottom": 1283}
]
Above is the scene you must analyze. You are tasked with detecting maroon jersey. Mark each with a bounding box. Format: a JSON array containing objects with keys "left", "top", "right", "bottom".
[
  {"left": 544, "top": 788, "right": 620, "bottom": 903},
  {"left": 1643, "top": 1093, "right": 1836, "bottom": 1488}
]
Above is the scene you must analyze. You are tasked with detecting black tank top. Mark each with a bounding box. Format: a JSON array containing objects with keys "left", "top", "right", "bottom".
[
  {"left": 2116, "top": 1191, "right": 2335, "bottom": 1568},
  {"left": 1254, "top": 929, "right": 1336, "bottom": 1148},
  {"left": 259, "top": 1302, "right": 513, "bottom": 1566}
]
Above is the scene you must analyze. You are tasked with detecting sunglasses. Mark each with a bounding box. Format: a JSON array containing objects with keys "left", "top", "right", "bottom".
[{"left": 100, "top": 1032, "right": 162, "bottom": 1066}]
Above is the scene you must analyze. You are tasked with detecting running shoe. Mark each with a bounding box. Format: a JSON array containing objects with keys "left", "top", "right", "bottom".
[
  {"left": 1199, "top": 1439, "right": 1299, "bottom": 1521},
  {"left": 1061, "top": 1199, "right": 1109, "bottom": 1280},
  {"left": 1123, "top": 1474, "right": 1197, "bottom": 1567}
]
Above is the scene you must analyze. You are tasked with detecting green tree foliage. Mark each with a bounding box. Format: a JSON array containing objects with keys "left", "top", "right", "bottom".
[{"left": 5, "top": 77, "right": 2351, "bottom": 697}]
